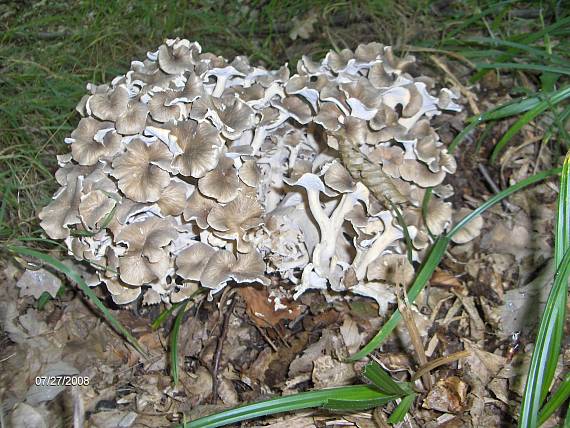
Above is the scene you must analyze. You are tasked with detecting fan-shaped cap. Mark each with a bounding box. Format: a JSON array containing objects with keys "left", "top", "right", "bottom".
[
  {"left": 238, "top": 159, "right": 261, "bottom": 187},
  {"left": 148, "top": 90, "right": 184, "bottom": 122},
  {"left": 368, "top": 145, "right": 404, "bottom": 179},
  {"left": 171, "top": 120, "right": 223, "bottom": 178},
  {"left": 355, "top": 42, "right": 384, "bottom": 62},
  {"left": 341, "top": 78, "right": 382, "bottom": 114},
  {"left": 157, "top": 179, "right": 189, "bottom": 216},
  {"left": 171, "top": 282, "right": 199, "bottom": 303},
  {"left": 70, "top": 118, "right": 122, "bottom": 166},
  {"left": 399, "top": 159, "right": 446, "bottom": 187},
  {"left": 158, "top": 39, "right": 199, "bottom": 74},
  {"left": 115, "top": 217, "right": 177, "bottom": 285},
  {"left": 207, "top": 193, "right": 264, "bottom": 235},
  {"left": 368, "top": 63, "right": 395, "bottom": 88},
  {"left": 79, "top": 190, "right": 117, "bottom": 231},
  {"left": 39, "top": 176, "right": 83, "bottom": 239},
  {"left": 451, "top": 208, "right": 484, "bottom": 244},
  {"left": 198, "top": 156, "right": 240, "bottom": 203},
  {"left": 176, "top": 242, "right": 215, "bottom": 281},
  {"left": 111, "top": 139, "right": 173, "bottom": 202},
  {"left": 183, "top": 190, "right": 218, "bottom": 229},
  {"left": 200, "top": 249, "right": 269, "bottom": 292},
  {"left": 102, "top": 277, "right": 142, "bottom": 304},
  {"left": 273, "top": 96, "right": 312, "bottom": 125},
  {"left": 89, "top": 85, "right": 129, "bottom": 121},
  {"left": 367, "top": 253, "right": 414, "bottom": 286},
  {"left": 323, "top": 162, "right": 356, "bottom": 193},
  {"left": 214, "top": 95, "right": 255, "bottom": 139},
  {"left": 315, "top": 103, "right": 342, "bottom": 131},
  {"left": 425, "top": 198, "right": 452, "bottom": 236},
  {"left": 116, "top": 100, "right": 149, "bottom": 135}
]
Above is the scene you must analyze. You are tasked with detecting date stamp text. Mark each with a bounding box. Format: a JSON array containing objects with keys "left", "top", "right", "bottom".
[{"left": 35, "top": 376, "right": 90, "bottom": 386}]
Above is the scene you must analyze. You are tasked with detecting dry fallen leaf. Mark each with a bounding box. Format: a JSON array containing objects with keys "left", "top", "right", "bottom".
[
  {"left": 430, "top": 269, "right": 462, "bottom": 289},
  {"left": 339, "top": 316, "right": 363, "bottom": 356},
  {"left": 217, "top": 377, "right": 239, "bottom": 405},
  {"left": 237, "top": 286, "right": 301, "bottom": 328},
  {"left": 312, "top": 355, "right": 356, "bottom": 388},
  {"left": 17, "top": 268, "right": 62, "bottom": 299},
  {"left": 423, "top": 376, "right": 468, "bottom": 413},
  {"left": 186, "top": 366, "right": 213, "bottom": 402}
]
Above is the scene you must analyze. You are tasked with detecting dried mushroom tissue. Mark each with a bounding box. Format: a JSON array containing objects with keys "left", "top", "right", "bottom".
[{"left": 39, "top": 38, "right": 477, "bottom": 309}]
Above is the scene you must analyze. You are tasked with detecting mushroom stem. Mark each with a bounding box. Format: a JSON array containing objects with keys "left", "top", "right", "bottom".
[
  {"left": 305, "top": 189, "right": 329, "bottom": 233},
  {"left": 212, "top": 76, "right": 228, "bottom": 98},
  {"left": 330, "top": 193, "right": 353, "bottom": 230},
  {"left": 311, "top": 193, "right": 354, "bottom": 277},
  {"left": 288, "top": 144, "right": 301, "bottom": 170},
  {"left": 353, "top": 222, "right": 403, "bottom": 280},
  {"left": 250, "top": 127, "right": 267, "bottom": 155}
]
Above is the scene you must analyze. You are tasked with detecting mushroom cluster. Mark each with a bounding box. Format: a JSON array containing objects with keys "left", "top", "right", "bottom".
[{"left": 40, "top": 39, "right": 475, "bottom": 308}]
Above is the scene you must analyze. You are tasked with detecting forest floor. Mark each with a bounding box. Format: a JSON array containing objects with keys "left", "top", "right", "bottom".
[{"left": 0, "top": 1, "right": 568, "bottom": 427}]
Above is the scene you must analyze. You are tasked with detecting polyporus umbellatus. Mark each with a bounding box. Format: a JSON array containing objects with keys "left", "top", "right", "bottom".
[{"left": 40, "top": 39, "right": 479, "bottom": 309}]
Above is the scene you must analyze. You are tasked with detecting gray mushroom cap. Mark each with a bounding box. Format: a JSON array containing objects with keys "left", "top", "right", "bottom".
[
  {"left": 198, "top": 156, "right": 240, "bottom": 203},
  {"left": 111, "top": 139, "right": 173, "bottom": 203},
  {"left": 88, "top": 85, "right": 129, "bottom": 121},
  {"left": 69, "top": 118, "right": 122, "bottom": 166}
]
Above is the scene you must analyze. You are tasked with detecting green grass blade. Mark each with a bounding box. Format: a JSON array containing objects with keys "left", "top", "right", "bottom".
[
  {"left": 37, "top": 286, "right": 64, "bottom": 310},
  {"left": 490, "top": 87, "right": 570, "bottom": 162},
  {"left": 6, "top": 245, "right": 147, "bottom": 357},
  {"left": 390, "top": 202, "right": 414, "bottom": 263},
  {"left": 518, "top": 249, "right": 570, "bottom": 428},
  {"left": 349, "top": 167, "right": 562, "bottom": 361},
  {"left": 151, "top": 301, "right": 185, "bottom": 330},
  {"left": 444, "top": 0, "right": 517, "bottom": 39},
  {"left": 181, "top": 385, "right": 401, "bottom": 428},
  {"left": 324, "top": 394, "right": 398, "bottom": 411},
  {"left": 362, "top": 362, "right": 406, "bottom": 396},
  {"left": 170, "top": 300, "right": 190, "bottom": 386},
  {"left": 37, "top": 291, "right": 53, "bottom": 310},
  {"left": 538, "top": 373, "right": 570, "bottom": 426},
  {"left": 449, "top": 95, "right": 545, "bottom": 153},
  {"left": 519, "top": 152, "right": 570, "bottom": 427},
  {"left": 476, "top": 63, "right": 570, "bottom": 76},
  {"left": 555, "top": 154, "right": 570, "bottom": 266},
  {"left": 388, "top": 393, "right": 416, "bottom": 425},
  {"left": 462, "top": 36, "right": 567, "bottom": 64}
]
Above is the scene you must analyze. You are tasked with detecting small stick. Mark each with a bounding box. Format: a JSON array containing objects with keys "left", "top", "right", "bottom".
[
  {"left": 254, "top": 324, "right": 278, "bottom": 352},
  {"left": 211, "top": 295, "right": 238, "bottom": 404},
  {"left": 477, "top": 164, "right": 501, "bottom": 194},
  {"left": 397, "top": 290, "right": 432, "bottom": 390},
  {"left": 412, "top": 350, "right": 471, "bottom": 382},
  {"left": 478, "top": 163, "right": 515, "bottom": 212}
]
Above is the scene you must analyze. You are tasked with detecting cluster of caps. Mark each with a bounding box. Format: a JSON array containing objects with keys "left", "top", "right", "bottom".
[{"left": 40, "top": 39, "right": 481, "bottom": 308}]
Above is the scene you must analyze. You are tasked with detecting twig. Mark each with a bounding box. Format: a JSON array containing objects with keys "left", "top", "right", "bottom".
[
  {"left": 478, "top": 163, "right": 514, "bottom": 211},
  {"left": 254, "top": 324, "right": 278, "bottom": 352},
  {"left": 211, "top": 295, "right": 238, "bottom": 404},
  {"left": 397, "top": 289, "right": 432, "bottom": 390},
  {"left": 0, "top": 353, "right": 15, "bottom": 364},
  {"left": 411, "top": 350, "right": 471, "bottom": 382},
  {"left": 477, "top": 164, "right": 501, "bottom": 194}
]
